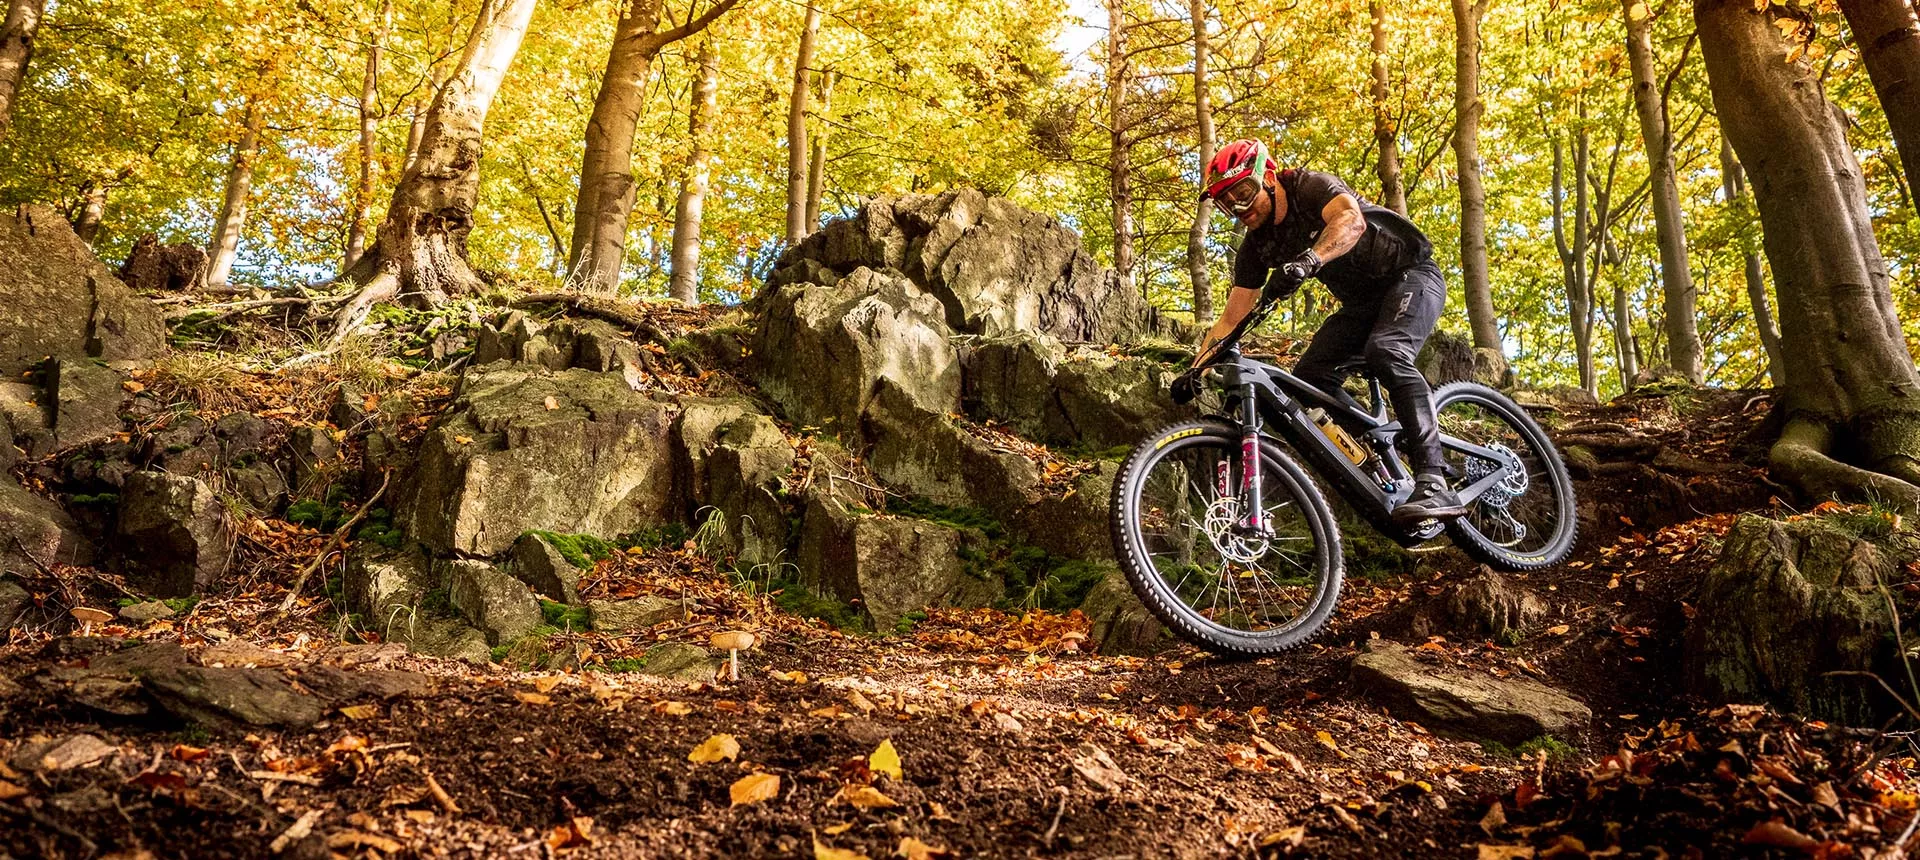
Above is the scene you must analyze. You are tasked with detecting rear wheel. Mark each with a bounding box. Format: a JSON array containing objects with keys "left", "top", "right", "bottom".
[
  {"left": 1432, "top": 383, "right": 1578, "bottom": 569},
  {"left": 1110, "top": 421, "right": 1345, "bottom": 655}
]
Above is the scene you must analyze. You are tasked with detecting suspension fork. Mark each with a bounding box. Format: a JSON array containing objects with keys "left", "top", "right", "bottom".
[{"left": 1232, "top": 382, "right": 1266, "bottom": 533}]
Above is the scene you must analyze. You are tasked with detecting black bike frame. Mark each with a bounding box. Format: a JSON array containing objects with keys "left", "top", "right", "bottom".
[{"left": 1210, "top": 348, "right": 1519, "bottom": 546}]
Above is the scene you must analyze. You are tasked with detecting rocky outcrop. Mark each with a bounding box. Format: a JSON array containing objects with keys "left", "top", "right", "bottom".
[
  {"left": 589, "top": 596, "right": 679, "bottom": 633},
  {"left": 1351, "top": 642, "right": 1591, "bottom": 744},
  {"left": 445, "top": 560, "right": 542, "bottom": 645},
  {"left": 767, "top": 190, "right": 1160, "bottom": 345},
  {"left": 402, "top": 366, "right": 679, "bottom": 557},
  {"left": 797, "top": 496, "right": 999, "bottom": 631},
  {"left": 343, "top": 545, "right": 433, "bottom": 623},
  {"left": 113, "top": 472, "right": 230, "bottom": 597},
  {"left": 0, "top": 477, "right": 95, "bottom": 574},
  {"left": 698, "top": 412, "right": 795, "bottom": 568},
  {"left": 0, "top": 205, "right": 166, "bottom": 377},
  {"left": 1078, "top": 570, "right": 1165, "bottom": 655},
  {"left": 1688, "top": 515, "right": 1906, "bottom": 725},
  {"left": 752, "top": 266, "right": 961, "bottom": 433},
  {"left": 863, "top": 379, "right": 1040, "bottom": 514},
  {"left": 509, "top": 532, "right": 585, "bottom": 604}
]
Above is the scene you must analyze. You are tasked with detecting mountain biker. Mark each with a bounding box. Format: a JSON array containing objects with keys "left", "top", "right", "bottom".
[{"left": 1174, "top": 138, "right": 1466, "bottom": 524}]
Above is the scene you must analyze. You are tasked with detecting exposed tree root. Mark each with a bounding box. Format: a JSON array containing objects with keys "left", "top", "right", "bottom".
[
  {"left": 325, "top": 270, "right": 401, "bottom": 347},
  {"left": 1770, "top": 417, "right": 1920, "bottom": 511},
  {"left": 513, "top": 292, "right": 669, "bottom": 343}
]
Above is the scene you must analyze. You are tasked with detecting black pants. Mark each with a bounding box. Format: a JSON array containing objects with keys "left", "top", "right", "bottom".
[{"left": 1292, "top": 261, "right": 1446, "bottom": 474}]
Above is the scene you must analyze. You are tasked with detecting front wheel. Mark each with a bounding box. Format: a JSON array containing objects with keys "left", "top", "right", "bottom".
[
  {"left": 1433, "top": 383, "right": 1579, "bottom": 570},
  {"left": 1109, "top": 421, "right": 1345, "bottom": 656}
]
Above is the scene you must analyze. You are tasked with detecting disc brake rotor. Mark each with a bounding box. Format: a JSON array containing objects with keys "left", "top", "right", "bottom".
[
  {"left": 1465, "top": 442, "right": 1527, "bottom": 510},
  {"left": 1202, "top": 497, "right": 1269, "bottom": 563}
]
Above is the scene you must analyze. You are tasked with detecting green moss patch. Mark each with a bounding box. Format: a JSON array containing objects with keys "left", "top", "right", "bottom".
[{"left": 529, "top": 530, "right": 617, "bottom": 569}]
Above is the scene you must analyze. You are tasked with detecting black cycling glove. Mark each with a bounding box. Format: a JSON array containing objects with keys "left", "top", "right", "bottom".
[
  {"left": 1170, "top": 367, "right": 1203, "bottom": 405},
  {"left": 1263, "top": 250, "right": 1323, "bottom": 302}
]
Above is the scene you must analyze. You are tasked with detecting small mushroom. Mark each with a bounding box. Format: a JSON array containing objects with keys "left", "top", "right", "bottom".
[
  {"left": 709, "top": 631, "right": 757, "bottom": 681},
  {"left": 1059, "top": 631, "right": 1088, "bottom": 653},
  {"left": 70, "top": 607, "right": 113, "bottom": 636}
]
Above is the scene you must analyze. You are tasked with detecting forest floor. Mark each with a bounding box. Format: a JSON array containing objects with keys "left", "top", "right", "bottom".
[{"left": 4, "top": 384, "right": 1918, "bottom": 859}]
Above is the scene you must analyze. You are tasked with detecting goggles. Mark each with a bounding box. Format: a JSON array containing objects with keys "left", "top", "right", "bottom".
[{"left": 1216, "top": 176, "right": 1262, "bottom": 215}]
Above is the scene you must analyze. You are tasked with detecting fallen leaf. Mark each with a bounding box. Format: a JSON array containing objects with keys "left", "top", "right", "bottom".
[
  {"left": 169, "top": 744, "right": 210, "bottom": 763},
  {"left": 824, "top": 822, "right": 854, "bottom": 835},
  {"left": 1742, "top": 820, "right": 1817, "bottom": 851},
  {"left": 840, "top": 784, "right": 899, "bottom": 809},
  {"left": 776, "top": 670, "right": 810, "bottom": 684},
  {"left": 1544, "top": 624, "right": 1570, "bottom": 636},
  {"left": 655, "top": 701, "right": 693, "bottom": 716},
  {"left": 688, "top": 734, "right": 741, "bottom": 764},
  {"left": 0, "top": 780, "right": 25, "bottom": 800},
  {"left": 122, "top": 380, "right": 145, "bottom": 394},
  {"left": 896, "top": 836, "right": 952, "bottom": 859},
  {"left": 327, "top": 830, "right": 404, "bottom": 853},
  {"left": 532, "top": 675, "right": 563, "bottom": 694},
  {"left": 545, "top": 816, "right": 595, "bottom": 850},
  {"left": 730, "top": 772, "right": 781, "bottom": 806},
  {"left": 1479, "top": 801, "right": 1506, "bottom": 835},
  {"left": 514, "top": 692, "right": 551, "bottom": 706},
  {"left": 544, "top": 395, "right": 559, "bottom": 410},
  {"left": 339, "top": 704, "right": 378, "bottom": 720},
  {"left": 1260, "top": 827, "right": 1305, "bottom": 849},
  {"left": 813, "top": 836, "right": 869, "bottom": 860},
  {"left": 870, "top": 739, "right": 903, "bottom": 781},
  {"left": 454, "top": 435, "right": 474, "bottom": 445},
  {"left": 1476, "top": 846, "right": 1535, "bottom": 860}
]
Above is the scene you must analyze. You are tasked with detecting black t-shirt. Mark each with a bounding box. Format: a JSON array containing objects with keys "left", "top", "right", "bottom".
[{"left": 1233, "top": 169, "right": 1433, "bottom": 304}]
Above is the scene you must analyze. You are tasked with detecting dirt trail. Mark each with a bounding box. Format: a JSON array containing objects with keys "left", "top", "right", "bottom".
[{"left": 3, "top": 389, "right": 1915, "bottom": 858}]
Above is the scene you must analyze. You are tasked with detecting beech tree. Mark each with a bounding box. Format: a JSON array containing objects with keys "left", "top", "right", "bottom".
[
  {"left": 784, "top": 0, "right": 820, "bottom": 245},
  {"left": 669, "top": 38, "right": 719, "bottom": 305},
  {"left": 1107, "top": 0, "right": 1134, "bottom": 298},
  {"left": 0, "top": 0, "right": 43, "bottom": 139},
  {"left": 1840, "top": 0, "right": 1920, "bottom": 194},
  {"left": 1453, "top": 0, "right": 1499, "bottom": 352},
  {"left": 1698, "top": 0, "right": 1920, "bottom": 507},
  {"left": 343, "top": 0, "right": 392, "bottom": 273},
  {"left": 1622, "top": 0, "right": 1701, "bottom": 382},
  {"left": 1186, "top": 0, "right": 1215, "bottom": 325},
  {"left": 566, "top": 0, "right": 738, "bottom": 294},
  {"left": 206, "top": 98, "right": 264, "bottom": 288},
  {"left": 332, "top": 0, "right": 540, "bottom": 339},
  {"left": 1370, "top": 0, "right": 1406, "bottom": 216}
]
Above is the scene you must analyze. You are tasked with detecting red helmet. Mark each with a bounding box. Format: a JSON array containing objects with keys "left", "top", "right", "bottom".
[{"left": 1202, "top": 139, "right": 1276, "bottom": 203}]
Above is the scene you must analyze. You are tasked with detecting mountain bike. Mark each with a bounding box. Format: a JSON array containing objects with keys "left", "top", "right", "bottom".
[{"left": 1109, "top": 308, "right": 1577, "bottom": 656}]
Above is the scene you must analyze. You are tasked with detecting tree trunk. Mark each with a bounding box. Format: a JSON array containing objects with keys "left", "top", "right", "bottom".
[
  {"left": 73, "top": 183, "right": 105, "bottom": 245},
  {"left": 331, "top": 0, "right": 538, "bottom": 342},
  {"left": 1452, "top": 0, "right": 1499, "bottom": 351},
  {"left": 669, "top": 38, "right": 719, "bottom": 305},
  {"left": 1108, "top": 0, "right": 1135, "bottom": 299},
  {"left": 403, "top": 93, "right": 429, "bottom": 171},
  {"left": 1698, "top": 0, "right": 1920, "bottom": 507},
  {"left": 785, "top": 0, "right": 820, "bottom": 245},
  {"left": 344, "top": 0, "right": 392, "bottom": 274},
  {"left": 1187, "top": 0, "right": 1215, "bottom": 325},
  {"left": 1551, "top": 129, "right": 1597, "bottom": 396},
  {"left": 804, "top": 70, "right": 835, "bottom": 231},
  {"left": 1719, "top": 139, "right": 1784, "bottom": 387},
  {"left": 566, "top": 0, "right": 739, "bottom": 295},
  {"left": 206, "top": 99, "right": 264, "bottom": 288},
  {"left": 0, "top": 0, "right": 44, "bottom": 140},
  {"left": 1624, "top": 0, "right": 1702, "bottom": 382},
  {"left": 1611, "top": 242, "right": 1638, "bottom": 386},
  {"left": 1371, "top": 0, "right": 1408, "bottom": 215},
  {"left": 1840, "top": 0, "right": 1920, "bottom": 196}
]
